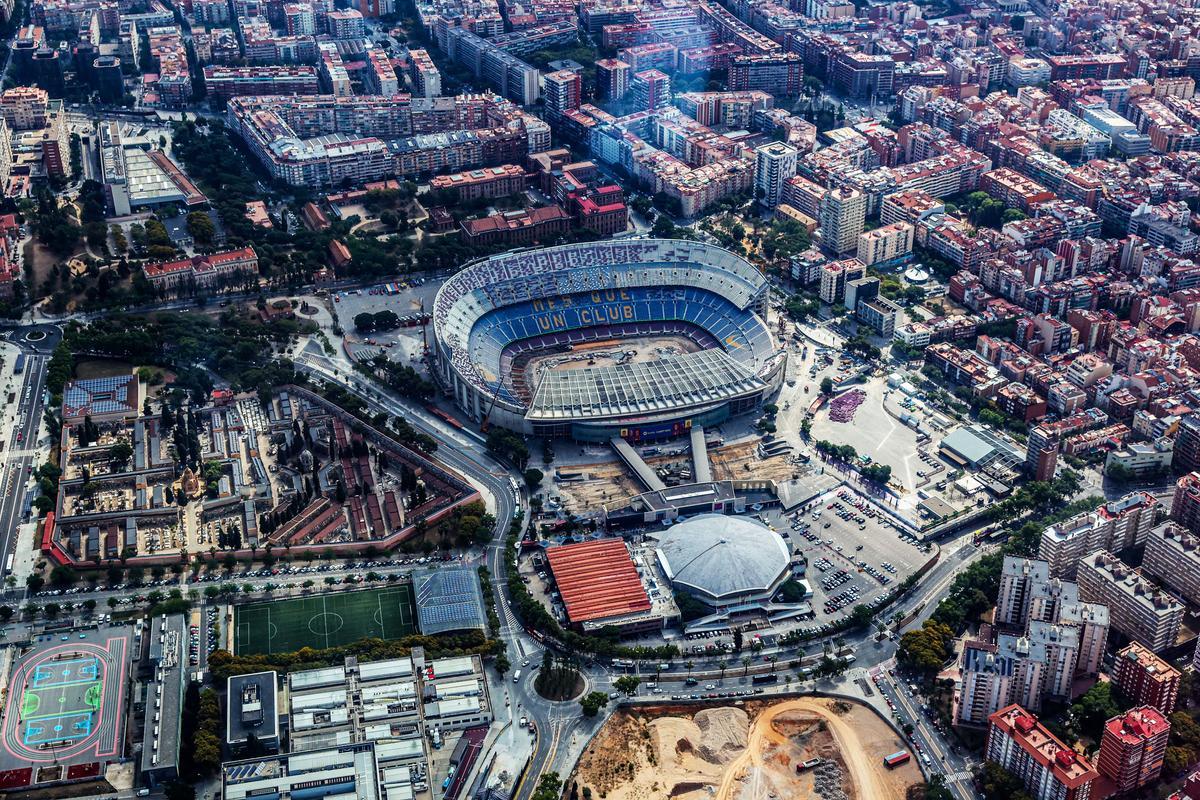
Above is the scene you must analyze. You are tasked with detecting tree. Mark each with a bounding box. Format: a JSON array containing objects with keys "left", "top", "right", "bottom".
[
  {"left": 49, "top": 565, "right": 78, "bottom": 588},
  {"left": 532, "top": 773, "right": 563, "bottom": 800},
  {"left": 580, "top": 691, "right": 609, "bottom": 717},
  {"left": 614, "top": 675, "right": 641, "bottom": 695},
  {"left": 897, "top": 620, "right": 955, "bottom": 678},
  {"left": 1165, "top": 745, "right": 1194, "bottom": 778},
  {"left": 523, "top": 468, "right": 544, "bottom": 489},
  {"left": 1106, "top": 461, "right": 1135, "bottom": 483},
  {"left": 187, "top": 211, "right": 216, "bottom": 245},
  {"left": 161, "top": 780, "right": 200, "bottom": 800},
  {"left": 26, "top": 574, "right": 44, "bottom": 592},
  {"left": 1071, "top": 681, "right": 1126, "bottom": 732},
  {"left": 977, "top": 760, "right": 1032, "bottom": 800},
  {"left": 0, "top": 606, "right": 12, "bottom": 622},
  {"left": 110, "top": 440, "right": 134, "bottom": 469},
  {"left": 820, "top": 377, "right": 834, "bottom": 395},
  {"left": 847, "top": 604, "right": 874, "bottom": 629}
]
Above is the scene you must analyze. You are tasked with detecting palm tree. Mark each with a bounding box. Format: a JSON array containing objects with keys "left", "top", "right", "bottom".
[
  {"left": 686, "top": 661, "right": 694, "bottom": 679},
  {"left": 769, "top": 655, "right": 777, "bottom": 674},
  {"left": 719, "top": 663, "right": 727, "bottom": 684},
  {"left": 742, "top": 656, "right": 752, "bottom": 678}
]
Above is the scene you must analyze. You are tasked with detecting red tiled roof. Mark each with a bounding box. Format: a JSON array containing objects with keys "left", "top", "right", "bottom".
[{"left": 545, "top": 539, "right": 651, "bottom": 624}]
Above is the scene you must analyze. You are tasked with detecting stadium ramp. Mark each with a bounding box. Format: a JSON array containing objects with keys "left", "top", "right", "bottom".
[
  {"left": 609, "top": 437, "right": 667, "bottom": 492},
  {"left": 690, "top": 426, "right": 713, "bottom": 484}
]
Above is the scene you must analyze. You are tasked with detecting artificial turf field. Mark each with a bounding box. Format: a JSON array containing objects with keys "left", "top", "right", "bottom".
[{"left": 233, "top": 586, "right": 416, "bottom": 655}]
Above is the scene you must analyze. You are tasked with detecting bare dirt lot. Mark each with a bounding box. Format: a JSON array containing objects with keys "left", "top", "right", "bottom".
[
  {"left": 556, "top": 439, "right": 799, "bottom": 513},
  {"left": 709, "top": 439, "right": 799, "bottom": 483},
  {"left": 572, "top": 697, "right": 922, "bottom": 800}
]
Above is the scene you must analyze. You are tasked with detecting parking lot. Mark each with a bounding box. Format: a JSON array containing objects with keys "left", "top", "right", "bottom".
[
  {"left": 782, "top": 485, "right": 931, "bottom": 626},
  {"left": 330, "top": 280, "right": 442, "bottom": 363}
]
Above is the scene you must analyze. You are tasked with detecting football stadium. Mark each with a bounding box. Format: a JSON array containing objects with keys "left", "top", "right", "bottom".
[{"left": 432, "top": 239, "right": 785, "bottom": 440}]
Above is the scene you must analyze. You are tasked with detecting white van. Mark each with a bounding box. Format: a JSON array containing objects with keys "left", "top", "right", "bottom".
[{"left": 513, "top": 670, "right": 522, "bottom": 683}]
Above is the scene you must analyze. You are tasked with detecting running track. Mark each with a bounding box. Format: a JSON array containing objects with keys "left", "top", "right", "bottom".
[{"left": 0, "top": 636, "right": 129, "bottom": 765}]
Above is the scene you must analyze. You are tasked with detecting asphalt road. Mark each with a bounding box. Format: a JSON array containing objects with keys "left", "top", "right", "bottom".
[
  {"left": 0, "top": 350, "right": 49, "bottom": 579},
  {"left": 0, "top": 315, "right": 989, "bottom": 798}
]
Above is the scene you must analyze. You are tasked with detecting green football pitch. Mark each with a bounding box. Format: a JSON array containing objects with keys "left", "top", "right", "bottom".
[{"left": 233, "top": 586, "right": 416, "bottom": 655}]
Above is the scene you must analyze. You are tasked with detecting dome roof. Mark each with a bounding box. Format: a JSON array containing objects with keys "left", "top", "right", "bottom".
[{"left": 655, "top": 514, "right": 791, "bottom": 602}]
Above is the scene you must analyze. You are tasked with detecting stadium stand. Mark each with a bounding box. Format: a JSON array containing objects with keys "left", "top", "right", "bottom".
[{"left": 433, "top": 240, "right": 784, "bottom": 439}]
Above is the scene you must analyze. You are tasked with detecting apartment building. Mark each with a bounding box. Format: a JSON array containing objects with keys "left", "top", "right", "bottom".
[
  {"left": 986, "top": 705, "right": 1097, "bottom": 800},
  {"left": 818, "top": 186, "right": 866, "bottom": 256},
  {"left": 754, "top": 142, "right": 798, "bottom": 208},
  {"left": 856, "top": 221, "right": 913, "bottom": 268},
  {"left": 1026, "top": 424, "right": 1060, "bottom": 482},
  {"left": 996, "top": 556, "right": 1074, "bottom": 629},
  {"left": 1142, "top": 521, "right": 1200, "bottom": 606},
  {"left": 0, "top": 85, "right": 48, "bottom": 130},
  {"left": 818, "top": 257, "right": 866, "bottom": 305},
  {"left": 406, "top": 49, "right": 441, "bottom": 97},
  {"left": 961, "top": 556, "right": 1108, "bottom": 724},
  {"left": 1171, "top": 471, "right": 1200, "bottom": 534},
  {"left": 203, "top": 66, "right": 320, "bottom": 101},
  {"left": 1112, "top": 642, "right": 1180, "bottom": 716},
  {"left": 1076, "top": 551, "right": 1184, "bottom": 652},
  {"left": 325, "top": 9, "right": 365, "bottom": 39},
  {"left": 1038, "top": 492, "right": 1160, "bottom": 577},
  {"left": 1097, "top": 707, "right": 1170, "bottom": 795},
  {"left": 429, "top": 164, "right": 527, "bottom": 202},
  {"left": 728, "top": 52, "right": 803, "bottom": 96}
]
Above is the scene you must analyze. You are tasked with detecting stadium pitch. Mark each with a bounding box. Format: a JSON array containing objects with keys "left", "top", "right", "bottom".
[{"left": 234, "top": 586, "right": 416, "bottom": 655}]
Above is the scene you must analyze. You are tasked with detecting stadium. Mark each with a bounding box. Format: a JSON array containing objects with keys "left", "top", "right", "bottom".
[
  {"left": 432, "top": 239, "right": 785, "bottom": 440},
  {"left": 653, "top": 514, "right": 792, "bottom": 611}
]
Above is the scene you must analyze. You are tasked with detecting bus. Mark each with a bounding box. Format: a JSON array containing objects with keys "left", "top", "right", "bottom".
[
  {"left": 883, "top": 751, "right": 911, "bottom": 768},
  {"left": 3, "top": 554, "right": 12, "bottom": 574},
  {"left": 12, "top": 354, "right": 24, "bottom": 375},
  {"left": 751, "top": 673, "right": 779, "bottom": 685}
]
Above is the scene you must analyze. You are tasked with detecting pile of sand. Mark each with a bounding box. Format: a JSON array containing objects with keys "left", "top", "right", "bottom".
[
  {"left": 694, "top": 708, "right": 750, "bottom": 764},
  {"left": 650, "top": 707, "right": 750, "bottom": 769}
]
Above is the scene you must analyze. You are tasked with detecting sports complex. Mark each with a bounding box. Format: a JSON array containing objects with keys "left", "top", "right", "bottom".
[
  {"left": 0, "top": 632, "right": 131, "bottom": 788},
  {"left": 433, "top": 239, "right": 786, "bottom": 440},
  {"left": 234, "top": 586, "right": 417, "bottom": 655}
]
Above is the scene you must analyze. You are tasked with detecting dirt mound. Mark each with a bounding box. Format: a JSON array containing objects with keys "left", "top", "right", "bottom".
[{"left": 694, "top": 707, "right": 750, "bottom": 764}]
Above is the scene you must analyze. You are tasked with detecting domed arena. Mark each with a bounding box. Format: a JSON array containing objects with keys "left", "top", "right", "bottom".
[
  {"left": 653, "top": 514, "right": 792, "bottom": 609},
  {"left": 432, "top": 239, "right": 785, "bottom": 440}
]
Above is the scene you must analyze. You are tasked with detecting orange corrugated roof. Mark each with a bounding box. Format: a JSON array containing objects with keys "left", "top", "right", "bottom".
[{"left": 545, "top": 539, "right": 651, "bottom": 624}]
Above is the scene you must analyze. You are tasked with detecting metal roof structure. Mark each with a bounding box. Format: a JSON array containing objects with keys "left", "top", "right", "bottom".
[
  {"left": 654, "top": 514, "right": 790, "bottom": 604},
  {"left": 62, "top": 374, "right": 140, "bottom": 421},
  {"left": 413, "top": 567, "right": 486, "bottom": 635},
  {"left": 528, "top": 349, "right": 765, "bottom": 421}
]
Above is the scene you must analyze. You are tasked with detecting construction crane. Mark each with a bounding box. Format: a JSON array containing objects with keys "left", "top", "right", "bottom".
[{"left": 479, "top": 383, "right": 503, "bottom": 434}]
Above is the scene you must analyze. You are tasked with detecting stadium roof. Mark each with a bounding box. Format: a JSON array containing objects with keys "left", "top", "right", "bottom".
[
  {"left": 545, "top": 538, "right": 651, "bottom": 624},
  {"left": 413, "top": 567, "right": 487, "bottom": 635},
  {"left": 527, "top": 350, "right": 765, "bottom": 421},
  {"left": 655, "top": 514, "right": 790, "bottom": 602}
]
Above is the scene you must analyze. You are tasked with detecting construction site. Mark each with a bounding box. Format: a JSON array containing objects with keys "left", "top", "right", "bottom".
[{"left": 570, "top": 697, "right": 923, "bottom": 800}]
